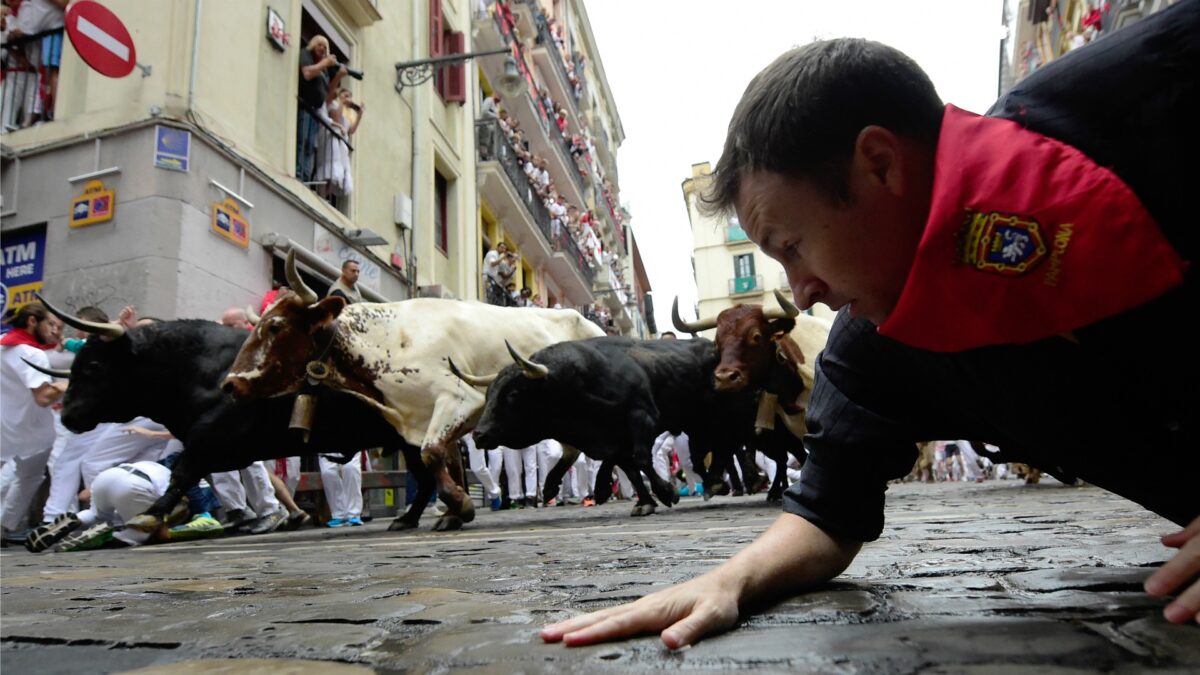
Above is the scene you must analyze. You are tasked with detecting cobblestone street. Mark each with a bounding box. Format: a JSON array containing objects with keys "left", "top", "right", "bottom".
[{"left": 2, "top": 479, "right": 1197, "bottom": 673}]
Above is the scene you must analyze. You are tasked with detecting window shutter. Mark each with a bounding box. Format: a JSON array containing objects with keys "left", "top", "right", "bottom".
[
  {"left": 445, "top": 31, "right": 466, "bottom": 104},
  {"left": 429, "top": 0, "right": 443, "bottom": 57}
]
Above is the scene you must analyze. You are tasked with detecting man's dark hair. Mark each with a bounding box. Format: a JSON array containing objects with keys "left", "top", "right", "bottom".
[
  {"left": 702, "top": 38, "right": 943, "bottom": 215},
  {"left": 11, "top": 302, "right": 49, "bottom": 330},
  {"left": 76, "top": 306, "right": 109, "bottom": 323},
  {"left": 342, "top": 259, "right": 360, "bottom": 270}
]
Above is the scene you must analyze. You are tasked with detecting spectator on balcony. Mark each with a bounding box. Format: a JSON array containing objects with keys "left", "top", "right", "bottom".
[
  {"left": 484, "top": 242, "right": 517, "bottom": 306},
  {"left": 297, "top": 35, "right": 346, "bottom": 180},
  {"left": 556, "top": 107, "right": 568, "bottom": 135},
  {"left": 482, "top": 92, "right": 501, "bottom": 118},
  {"left": 531, "top": 293, "right": 545, "bottom": 308},
  {"left": 0, "top": 2, "right": 37, "bottom": 130},
  {"left": 498, "top": 109, "right": 511, "bottom": 134},
  {"left": 8, "top": 0, "right": 66, "bottom": 126},
  {"left": 548, "top": 194, "right": 567, "bottom": 238},
  {"left": 314, "top": 88, "right": 362, "bottom": 199},
  {"left": 517, "top": 287, "right": 534, "bottom": 307}
]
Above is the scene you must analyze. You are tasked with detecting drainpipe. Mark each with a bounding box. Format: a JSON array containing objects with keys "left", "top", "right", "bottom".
[
  {"left": 408, "top": 0, "right": 424, "bottom": 297},
  {"left": 187, "top": 0, "right": 203, "bottom": 112}
]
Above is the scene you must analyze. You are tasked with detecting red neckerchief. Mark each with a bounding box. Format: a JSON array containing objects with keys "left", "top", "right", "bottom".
[
  {"left": 878, "top": 105, "right": 1187, "bottom": 352},
  {"left": 0, "top": 328, "right": 56, "bottom": 350}
]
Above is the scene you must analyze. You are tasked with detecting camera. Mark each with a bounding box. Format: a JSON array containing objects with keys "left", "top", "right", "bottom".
[{"left": 327, "top": 63, "right": 365, "bottom": 81}]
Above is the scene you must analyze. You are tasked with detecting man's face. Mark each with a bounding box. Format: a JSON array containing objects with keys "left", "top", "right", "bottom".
[
  {"left": 342, "top": 262, "right": 360, "bottom": 286},
  {"left": 31, "top": 315, "right": 63, "bottom": 345},
  {"left": 736, "top": 169, "right": 920, "bottom": 325}
]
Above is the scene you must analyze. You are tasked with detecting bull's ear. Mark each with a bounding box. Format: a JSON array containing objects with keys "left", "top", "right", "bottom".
[
  {"left": 307, "top": 296, "right": 346, "bottom": 328},
  {"left": 768, "top": 317, "right": 796, "bottom": 338}
]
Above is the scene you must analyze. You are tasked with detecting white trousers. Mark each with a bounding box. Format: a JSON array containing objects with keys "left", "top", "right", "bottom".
[
  {"left": 211, "top": 461, "right": 282, "bottom": 517},
  {"left": 650, "top": 432, "right": 676, "bottom": 484},
  {"left": 503, "top": 445, "right": 537, "bottom": 499},
  {"left": 536, "top": 440, "right": 563, "bottom": 500},
  {"left": 77, "top": 465, "right": 165, "bottom": 546},
  {"left": 319, "top": 453, "right": 363, "bottom": 520},
  {"left": 755, "top": 450, "right": 803, "bottom": 486},
  {"left": 672, "top": 433, "right": 704, "bottom": 489},
  {"left": 463, "top": 434, "right": 501, "bottom": 500},
  {"left": 43, "top": 424, "right": 110, "bottom": 521},
  {"left": 560, "top": 450, "right": 590, "bottom": 499},
  {"left": 0, "top": 447, "right": 50, "bottom": 531}
]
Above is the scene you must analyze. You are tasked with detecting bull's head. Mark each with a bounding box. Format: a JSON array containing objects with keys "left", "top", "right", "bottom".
[
  {"left": 33, "top": 293, "right": 137, "bottom": 432},
  {"left": 222, "top": 250, "right": 346, "bottom": 400},
  {"left": 673, "top": 289, "right": 801, "bottom": 392},
  {"left": 465, "top": 341, "right": 554, "bottom": 449}
]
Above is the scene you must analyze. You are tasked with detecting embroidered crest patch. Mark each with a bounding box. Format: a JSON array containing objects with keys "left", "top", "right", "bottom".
[{"left": 961, "top": 210, "right": 1047, "bottom": 275}]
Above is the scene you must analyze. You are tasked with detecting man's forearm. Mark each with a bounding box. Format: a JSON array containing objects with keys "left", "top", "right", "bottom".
[{"left": 710, "top": 512, "right": 862, "bottom": 606}]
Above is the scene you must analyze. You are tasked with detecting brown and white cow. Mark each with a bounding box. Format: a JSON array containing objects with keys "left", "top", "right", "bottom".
[
  {"left": 222, "top": 251, "right": 604, "bottom": 530},
  {"left": 672, "top": 290, "right": 833, "bottom": 500}
]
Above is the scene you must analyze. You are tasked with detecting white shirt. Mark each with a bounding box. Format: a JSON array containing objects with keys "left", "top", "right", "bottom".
[
  {"left": 14, "top": 0, "right": 65, "bottom": 34},
  {"left": 1, "top": 343, "right": 57, "bottom": 459}
]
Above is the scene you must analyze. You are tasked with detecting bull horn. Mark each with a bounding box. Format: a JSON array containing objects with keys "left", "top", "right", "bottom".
[
  {"left": 21, "top": 357, "right": 71, "bottom": 379},
  {"left": 505, "top": 340, "right": 549, "bottom": 379},
  {"left": 245, "top": 304, "right": 261, "bottom": 326},
  {"left": 285, "top": 249, "right": 319, "bottom": 305},
  {"left": 448, "top": 357, "right": 498, "bottom": 388},
  {"left": 763, "top": 288, "right": 801, "bottom": 320},
  {"left": 34, "top": 292, "right": 125, "bottom": 340},
  {"left": 671, "top": 296, "right": 717, "bottom": 334}
]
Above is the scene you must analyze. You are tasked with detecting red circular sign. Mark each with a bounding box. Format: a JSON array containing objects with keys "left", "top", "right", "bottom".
[{"left": 65, "top": 0, "right": 136, "bottom": 78}]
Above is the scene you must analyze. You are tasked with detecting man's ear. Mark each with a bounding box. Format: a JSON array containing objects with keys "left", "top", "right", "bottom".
[
  {"left": 308, "top": 296, "right": 346, "bottom": 329},
  {"left": 854, "top": 125, "right": 903, "bottom": 196}
]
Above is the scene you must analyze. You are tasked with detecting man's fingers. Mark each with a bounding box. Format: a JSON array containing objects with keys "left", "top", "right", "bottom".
[
  {"left": 560, "top": 607, "right": 669, "bottom": 647},
  {"left": 1162, "top": 516, "right": 1200, "bottom": 549},
  {"left": 1163, "top": 577, "right": 1200, "bottom": 624},
  {"left": 660, "top": 604, "right": 734, "bottom": 650},
  {"left": 540, "top": 605, "right": 627, "bottom": 643},
  {"left": 1145, "top": 539, "right": 1200, "bottom": 597}
]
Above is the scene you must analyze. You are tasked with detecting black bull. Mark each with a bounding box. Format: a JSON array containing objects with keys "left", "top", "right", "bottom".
[
  {"left": 463, "top": 336, "right": 784, "bottom": 515},
  {"left": 37, "top": 299, "right": 441, "bottom": 531}
]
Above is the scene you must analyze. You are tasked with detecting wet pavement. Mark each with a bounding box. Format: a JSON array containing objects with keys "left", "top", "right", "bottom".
[{"left": 2, "top": 479, "right": 1197, "bottom": 673}]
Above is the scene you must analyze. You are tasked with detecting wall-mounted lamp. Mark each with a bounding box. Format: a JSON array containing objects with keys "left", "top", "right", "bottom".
[{"left": 395, "top": 47, "right": 523, "bottom": 96}]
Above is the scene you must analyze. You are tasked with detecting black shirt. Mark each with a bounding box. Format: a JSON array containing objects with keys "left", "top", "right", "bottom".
[
  {"left": 299, "top": 49, "right": 330, "bottom": 111},
  {"left": 784, "top": 1, "right": 1200, "bottom": 542}
]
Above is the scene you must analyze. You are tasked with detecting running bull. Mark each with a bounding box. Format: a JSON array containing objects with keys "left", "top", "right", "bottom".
[
  {"left": 222, "top": 252, "right": 604, "bottom": 530},
  {"left": 31, "top": 293, "right": 416, "bottom": 532},
  {"left": 453, "top": 336, "right": 761, "bottom": 516}
]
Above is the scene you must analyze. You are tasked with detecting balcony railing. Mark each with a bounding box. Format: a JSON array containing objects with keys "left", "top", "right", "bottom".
[
  {"left": 1, "top": 28, "right": 65, "bottom": 130},
  {"left": 476, "top": 118, "right": 594, "bottom": 287},
  {"left": 296, "top": 100, "right": 355, "bottom": 214},
  {"left": 729, "top": 274, "right": 763, "bottom": 296},
  {"left": 532, "top": 10, "right": 582, "bottom": 110},
  {"left": 726, "top": 223, "right": 749, "bottom": 242}
]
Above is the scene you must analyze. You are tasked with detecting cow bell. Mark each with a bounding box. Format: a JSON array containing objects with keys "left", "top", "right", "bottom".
[
  {"left": 289, "top": 392, "right": 318, "bottom": 443},
  {"left": 755, "top": 391, "right": 778, "bottom": 435}
]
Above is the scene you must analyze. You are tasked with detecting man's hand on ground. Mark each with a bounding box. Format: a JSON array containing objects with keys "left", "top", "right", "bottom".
[
  {"left": 540, "top": 573, "right": 740, "bottom": 649},
  {"left": 1145, "top": 515, "right": 1200, "bottom": 624}
]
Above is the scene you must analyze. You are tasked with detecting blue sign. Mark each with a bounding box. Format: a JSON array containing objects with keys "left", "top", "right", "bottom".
[
  {"left": 0, "top": 224, "right": 48, "bottom": 314},
  {"left": 154, "top": 125, "right": 190, "bottom": 172}
]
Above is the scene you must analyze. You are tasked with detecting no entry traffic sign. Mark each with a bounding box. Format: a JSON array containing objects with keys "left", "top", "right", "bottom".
[{"left": 65, "top": 0, "right": 137, "bottom": 78}]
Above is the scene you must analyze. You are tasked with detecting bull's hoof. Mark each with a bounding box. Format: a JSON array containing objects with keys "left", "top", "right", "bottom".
[
  {"left": 432, "top": 515, "right": 464, "bottom": 531},
  {"left": 594, "top": 492, "right": 612, "bottom": 506},
  {"left": 630, "top": 503, "right": 657, "bottom": 517},
  {"left": 766, "top": 493, "right": 784, "bottom": 505},
  {"left": 671, "top": 489, "right": 680, "bottom": 506},
  {"left": 458, "top": 499, "right": 476, "bottom": 524},
  {"left": 388, "top": 517, "right": 419, "bottom": 531},
  {"left": 708, "top": 482, "right": 730, "bottom": 497},
  {"left": 125, "top": 514, "right": 163, "bottom": 533}
]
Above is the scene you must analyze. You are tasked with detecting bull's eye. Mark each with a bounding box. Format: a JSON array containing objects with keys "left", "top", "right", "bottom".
[
  {"left": 268, "top": 323, "right": 283, "bottom": 335},
  {"left": 749, "top": 331, "right": 762, "bottom": 346}
]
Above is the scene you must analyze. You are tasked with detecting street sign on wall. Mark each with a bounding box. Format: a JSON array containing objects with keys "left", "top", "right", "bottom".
[
  {"left": 69, "top": 180, "right": 115, "bottom": 228},
  {"left": 211, "top": 198, "right": 250, "bottom": 248},
  {"left": 65, "top": 0, "right": 136, "bottom": 78}
]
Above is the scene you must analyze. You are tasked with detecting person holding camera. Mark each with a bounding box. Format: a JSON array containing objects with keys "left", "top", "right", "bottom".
[{"left": 297, "top": 35, "right": 346, "bottom": 180}]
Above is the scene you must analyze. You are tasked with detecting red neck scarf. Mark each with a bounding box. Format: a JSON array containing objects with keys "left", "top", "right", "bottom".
[
  {"left": 878, "top": 105, "right": 1187, "bottom": 352},
  {"left": 0, "top": 327, "right": 56, "bottom": 350}
]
